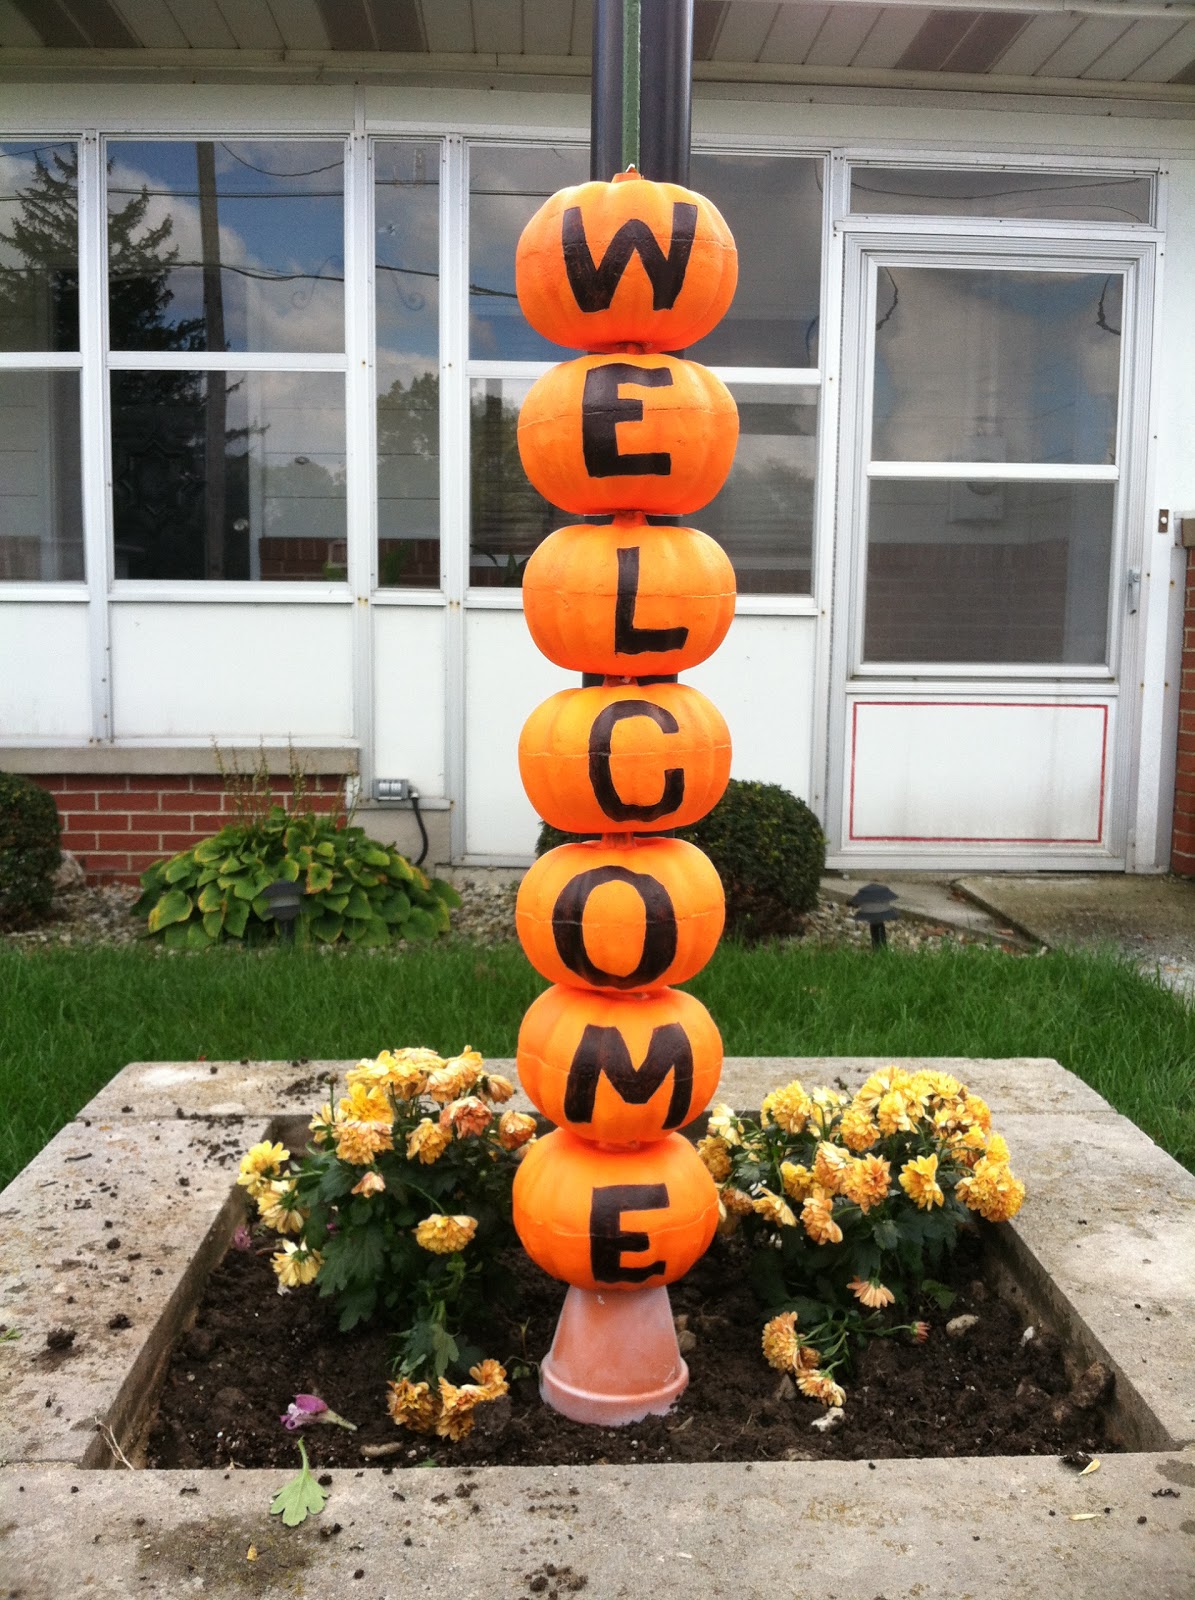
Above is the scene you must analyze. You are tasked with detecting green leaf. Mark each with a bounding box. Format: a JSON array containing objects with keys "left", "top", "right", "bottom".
[
  {"left": 196, "top": 882, "right": 223, "bottom": 914},
  {"left": 872, "top": 1218, "right": 900, "bottom": 1252},
  {"left": 193, "top": 838, "right": 226, "bottom": 864},
  {"left": 380, "top": 889, "right": 411, "bottom": 924},
  {"left": 163, "top": 854, "right": 196, "bottom": 884},
  {"left": 921, "top": 1278, "right": 957, "bottom": 1312},
  {"left": 344, "top": 885, "right": 372, "bottom": 920},
  {"left": 359, "top": 915, "right": 390, "bottom": 948},
  {"left": 223, "top": 897, "right": 250, "bottom": 938},
  {"left": 202, "top": 909, "right": 224, "bottom": 940},
  {"left": 306, "top": 862, "right": 335, "bottom": 895},
  {"left": 315, "top": 840, "right": 336, "bottom": 862},
  {"left": 320, "top": 891, "right": 350, "bottom": 914},
  {"left": 361, "top": 847, "right": 391, "bottom": 868},
  {"left": 317, "top": 1162, "right": 357, "bottom": 1203},
  {"left": 311, "top": 911, "right": 344, "bottom": 943},
  {"left": 430, "top": 878, "right": 463, "bottom": 909},
  {"left": 163, "top": 923, "right": 190, "bottom": 951},
  {"left": 147, "top": 889, "right": 193, "bottom": 933},
  {"left": 185, "top": 921, "right": 212, "bottom": 950},
  {"left": 269, "top": 1439, "right": 326, "bottom": 1528},
  {"left": 404, "top": 906, "right": 438, "bottom": 942}
]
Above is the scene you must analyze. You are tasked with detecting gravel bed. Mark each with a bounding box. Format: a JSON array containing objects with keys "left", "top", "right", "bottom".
[{"left": 2, "top": 869, "right": 1011, "bottom": 954}]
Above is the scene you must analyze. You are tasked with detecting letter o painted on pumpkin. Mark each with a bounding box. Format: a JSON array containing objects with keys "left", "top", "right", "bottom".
[
  {"left": 517, "top": 354, "right": 738, "bottom": 517},
  {"left": 515, "top": 169, "right": 738, "bottom": 354},
  {"left": 518, "top": 984, "right": 723, "bottom": 1144},
  {"left": 516, "top": 838, "right": 724, "bottom": 993},
  {"left": 519, "top": 683, "right": 731, "bottom": 836},
  {"left": 512, "top": 1128, "right": 719, "bottom": 1291},
  {"left": 522, "top": 518, "right": 736, "bottom": 676}
]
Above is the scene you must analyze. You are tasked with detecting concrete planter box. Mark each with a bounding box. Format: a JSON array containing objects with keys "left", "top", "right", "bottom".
[{"left": 1, "top": 1056, "right": 1192, "bottom": 1599}]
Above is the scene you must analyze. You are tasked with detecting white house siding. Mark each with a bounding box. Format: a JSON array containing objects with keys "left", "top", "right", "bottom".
[{"left": 0, "top": 76, "right": 1191, "bottom": 870}]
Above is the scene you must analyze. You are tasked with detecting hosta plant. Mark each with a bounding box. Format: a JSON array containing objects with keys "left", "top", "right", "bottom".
[
  {"left": 237, "top": 1047, "right": 538, "bottom": 1440},
  {"left": 135, "top": 806, "right": 460, "bottom": 948},
  {"left": 699, "top": 1065, "right": 1025, "bottom": 1406}
]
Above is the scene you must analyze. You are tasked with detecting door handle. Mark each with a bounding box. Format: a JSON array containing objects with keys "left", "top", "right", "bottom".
[{"left": 1126, "top": 567, "right": 1141, "bottom": 616}]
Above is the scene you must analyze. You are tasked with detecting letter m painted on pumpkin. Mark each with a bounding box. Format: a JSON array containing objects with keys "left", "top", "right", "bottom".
[
  {"left": 563, "top": 1022, "right": 694, "bottom": 1127},
  {"left": 562, "top": 204, "right": 698, "bottom": 313}
]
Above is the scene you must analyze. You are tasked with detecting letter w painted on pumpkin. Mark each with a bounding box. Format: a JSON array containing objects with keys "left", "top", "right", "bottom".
[
  {"left": 564, "top": 1022, "right": 694, "bottom": 1128},
  {"left": 562, "top": 203, "right": 698, "bottom": 313}
]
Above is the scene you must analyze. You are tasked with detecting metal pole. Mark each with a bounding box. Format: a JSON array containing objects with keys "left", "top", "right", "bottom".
[
  {"left": 638, "top": 0, "right": 693, "bottom": 186},
  {"left": 592, "top": 0, "right": 694, "bottom": 184}
]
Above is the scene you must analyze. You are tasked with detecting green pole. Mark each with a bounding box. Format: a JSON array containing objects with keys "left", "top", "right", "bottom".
[{"left": 621, "top": 0, "right": 641, "bottom": 170}]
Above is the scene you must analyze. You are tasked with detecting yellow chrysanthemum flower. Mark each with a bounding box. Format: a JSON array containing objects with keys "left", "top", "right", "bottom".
[
  {"left": 760, "top": 1081, "right": 813, "bottom": 1135},
  {"left": 707, "top": 1103, "right": 744, "bottom": 1147},
  {"left": 761, "top": 1311, "right": 800, "bottom": 1372},
  {"left": 482, "top": 1073, "right": 516, "bottom": 1104},
  {"left": 985, "top": 1131, "right": 1010, "bottom": 1164},
  {"left": 406, "top": 1117, "right": 452, "bottom": 1165},
  {"left": 780, "top": 1161, "right": 814, "bottom": 1203},
  {"left": 839, "top": 1153, "right": 891, "bottom": 1213},
  {"left": 237, "top": 1140, "right": 289, "bottom": 1200},
  {"left": 800, "top": 1186, "right": 843, "bottom": 1246},
  {"left": 838, "top": 1104, "right": 878, "bottom": 1152},
  {"left": 338, "top": 1081, "right": 392, "bottom": 1124},
  {"left": 497, "top": 1110, "right": 538, "bottom": 1151},
  {"left": 413, "top": 1214, "right": 477, "bottom": 1254},
  {"left": 350, "top": 1170, "right": 386, "bottom": 1197},
  {"left": 855, "top": 1065, "right": 912, "bottom": 1112},
  {"left": 847, "top": 1276, "right": 896, "bottom": 1309},
  {"left": 899, "top": 1153, "right": 945, "bottom": 1210},
  {"left": 439, "top": 1096, "right": 493, "bottom": 1139},
  {"left": 387, "top": 1377, "right": 438, "bottom": 1434},
  {"left": 876, "top": 1090, "right": 919, "bottom": 1137},
  {"left": 271, "top": 1240, "right": 322, "bottom": 1288},
  {"left": 308, "top": 1104, "right": 334, "bottom": 1147},
  {"left": 435, "top": 1380, "right": 484, "bottom": 1440},
  {"left": 956, "top": 1156, "right": 1025, "bottom": 1222},
  {"left": 333, "top": 1116, "right": 394, "bottom": 1167},
  {"left": 962, "top": 1093, "right": 992, "bottom": 1133},
  {"left": 720, "top": 1186, "right": 755, "bottom": 1216},
  {"left": 797, "top": 1370, "right": 846, "bottom": 1408},
  {"left": 912, "top": 1070, "right": 961, "bottom": 1104},
  {"left": 257, "top": 1179, "right": 306, "bottom": 1234},
  {"left": 752, "top": 1187, "right": 797, "bottom": 1228},
  {"left": 812, "top": 1140, "right": 851, "bottom": 1195},
  {"left": 468, "top": 1359, "right": 509, "bottom": 1399},
  {"left": 696, "top": 1134, "right": 733, "bottom": 1181}
]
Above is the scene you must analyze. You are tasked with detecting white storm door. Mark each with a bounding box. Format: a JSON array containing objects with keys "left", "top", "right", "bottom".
[{"left": 829, "top": 231, "right": 1156, "bottom": 866}]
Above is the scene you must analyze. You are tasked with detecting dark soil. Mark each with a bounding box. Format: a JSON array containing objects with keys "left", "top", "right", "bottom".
[{"left": 146, "top": 1229, "right": 1120, "bottom": 1472}]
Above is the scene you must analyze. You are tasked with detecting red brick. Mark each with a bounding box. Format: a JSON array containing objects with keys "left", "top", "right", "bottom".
[
  {"left": 121, "top": 810, "right": 168, "bottom": 831},
  {"left": 95, "top": 830, "right": 155, "bottom": 850},
  {"left": 188, "top": 813, "right": 227, "bottom": 833},
  {"left": 157, "top": 832, "right": 200, "bottom": 851},
  {"left": 190, "top": 776, "right": 226, "bottom": 793},
  {"left": 85, "top": 853, "right": 134, "bottom": 871},
  {"left": 158, "top": 791, "right": 202, "bottom": 812},
  {"left": 61, "top": 831, "right": 99, "bottom": 852},
  {"left": 93, "top": 789, "right": 142, "bottom": 813},
  {"left": 94, "top": 811, "right": 131, "bottom": 831},
  {"left": 57, "top": 774, "right": 111, "bottom": 792}
]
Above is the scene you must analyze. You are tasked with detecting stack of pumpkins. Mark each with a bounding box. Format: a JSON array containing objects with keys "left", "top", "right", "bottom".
[{"left": 508, "top": 169, "right": 741, "bottom": 1420}]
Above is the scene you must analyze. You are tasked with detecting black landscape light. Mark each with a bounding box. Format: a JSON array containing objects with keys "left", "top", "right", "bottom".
[
  {"left": 260, "top": 879, "right": 303, "bottom": 943},
  {"left": 849, "top": 882, "right": 899, "bottom": 948}
]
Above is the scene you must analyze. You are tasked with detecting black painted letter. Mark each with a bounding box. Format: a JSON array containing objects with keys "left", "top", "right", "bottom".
[
  {"left": 588, "top": 699, "right": 684, "bottom": 824},
  {"left": 581, "top": 363, "right": 673, "bottom": 479},
  {"left": 614, "top": 547, "right": 689, "bottom": 656},
  {"left": 589, "top": 1183, "right": 669, "bottom": 1283},
  {"left": 564, "top": 1022, "right": 694, "bottom": 1128},
  {"left": 551, "top": 865, "right": 678, "bottom": 989},
  {"left": 562, "top": 203, "right": 698, "bottom": 313}
]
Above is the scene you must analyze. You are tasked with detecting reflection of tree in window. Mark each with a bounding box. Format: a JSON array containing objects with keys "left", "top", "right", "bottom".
[
  {"left": 377, "top": 370, "right": 439, "bottom": 587},
  {"left": 0, "top": 145, "right": 79, "bottom": 350},
  {"left": 470, "top": 387, "right": 563, "bottom": 587}
]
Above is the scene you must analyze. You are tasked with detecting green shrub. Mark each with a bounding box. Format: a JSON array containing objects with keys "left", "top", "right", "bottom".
[
  {"left": 0, "top": 774, "right": 61, "bottom": 928},
  {"left": 135, "top": 805, "right": 461, "bottom": 950},
  {"left": 536, "top": 778, "right": 825, "bottom": 942}
]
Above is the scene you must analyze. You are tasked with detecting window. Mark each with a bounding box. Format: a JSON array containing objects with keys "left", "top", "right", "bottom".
[
  {"left": 850, "top": 166, "right": 1153, "bottom": 225},
  {"left": 0, "top": 141, "right": 84, "bottom": 581},
  {"left": 106, "top": 139, "right": 346, "bottom": 581},
  {"left": 465, "top": 145, "right": 825, "bottom": 595},
  {"left": 375, "top": 140, "right": 441, "bottom": 589}
]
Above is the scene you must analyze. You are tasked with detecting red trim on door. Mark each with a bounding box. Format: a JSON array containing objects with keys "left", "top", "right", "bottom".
[{"left": 847, "top": 700, "right": 1109, "bottom": 844}]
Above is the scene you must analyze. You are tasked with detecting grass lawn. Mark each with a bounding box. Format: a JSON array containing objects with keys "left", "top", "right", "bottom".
[{"left": 1, "top": 938, "right": 1192, "bottom": 1190}]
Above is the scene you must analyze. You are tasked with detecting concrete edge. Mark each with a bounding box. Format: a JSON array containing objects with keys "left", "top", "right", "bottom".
[{"left": 0, "top": 745, "right": 359, "bottom": 776}]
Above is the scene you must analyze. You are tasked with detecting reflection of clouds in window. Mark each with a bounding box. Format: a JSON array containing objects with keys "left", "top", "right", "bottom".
[
  {"left": 850, "top": 167, "right": 1152, "bottom": 226},
  {"left": 106, "top": 141, "right": 345, "bottom": 353}
]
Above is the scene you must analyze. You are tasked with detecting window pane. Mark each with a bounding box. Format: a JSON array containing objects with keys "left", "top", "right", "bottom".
[
  {"left": 864, "top": 479, "right": 1113, "bottom": 665},
  {"left": 851, "top": 166, "right": 1152, "bottom": 225},
  {"left": 872, "top": 268, "right": 1122, "bottom": 466},
  {"left": 700, "top": 384, "right": 816, "bottom": 595},
  {"left": 0, "top": 370, "right": 83, "bottom": 580},
  {"left": 687, "top": 154, "right": 822, "bottom": 368},
  {"left": 469, "top": 144, "right": 587, "bottom": 360},
  {"left": 376, "top": 140, "right": 440, "bottom": 589},
  {"left": 469, "top": 375, "right": 568, "bottom": 586},
  {"left": 107, "top": 140, "right": 344, "bottom": 352},
  {"left": 111, "top": 370, "right": 345, "bottom": 581},
  {"left": 0, "top": 141, "right": 78, "bottom": 351}
]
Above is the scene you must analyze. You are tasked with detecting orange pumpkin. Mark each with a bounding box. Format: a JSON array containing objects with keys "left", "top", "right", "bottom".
[
  {"left": 513, "top": 1128, "right": 719, "bottom": 1291},
  {"left": 518, "top": 984, "right": 722, "bottom": 1144},
  {"left": 516, "top": 837, "right": 724, "bottom": 992},
  {"left": 520, "top": 682, "right": 731, "bottom": 835},
  {"left": 522, "top": 515, "right": 736, "bottom": 675},
  {"left": 515, "top": 168, "right": 738, "bottom": 354},
  {"left": 518, "top": 354, "right": 738, "bottom": 517}
]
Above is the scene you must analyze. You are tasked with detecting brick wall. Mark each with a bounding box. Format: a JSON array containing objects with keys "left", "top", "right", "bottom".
[
  {"left": 32, "top": 774, "right": 348, "bottom": 884},
  {"left": 1173, "top": 551, "right": 1195, "bottom": 877}
]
